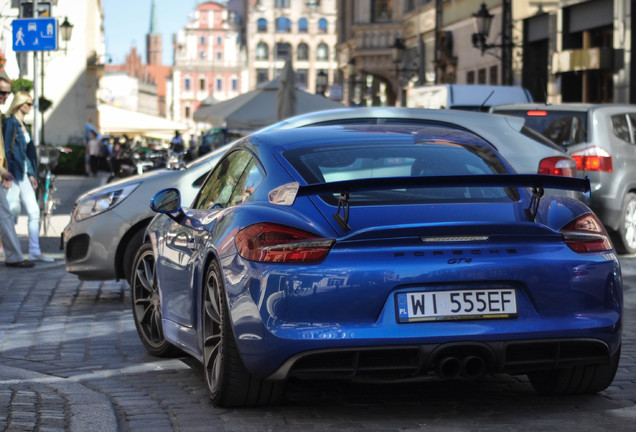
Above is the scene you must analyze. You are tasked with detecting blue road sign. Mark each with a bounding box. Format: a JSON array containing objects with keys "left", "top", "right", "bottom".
[{"left": 12, "top": 18, "right": 58, "bottom": 52}]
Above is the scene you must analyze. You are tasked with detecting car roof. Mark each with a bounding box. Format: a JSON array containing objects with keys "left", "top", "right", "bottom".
[{"left": 247, "top": 124, "right": 497, "bottom": 153}]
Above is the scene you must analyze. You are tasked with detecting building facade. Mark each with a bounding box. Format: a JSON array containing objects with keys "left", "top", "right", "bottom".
[
  {"left": 245, "top": 0, "right": 338, "bottom": 94},
  {"left": 172, "top": 1, "right": 246, "bottom": 129},
  {"left": 337, "top": 0, "right": 633, "bottom": 107}
]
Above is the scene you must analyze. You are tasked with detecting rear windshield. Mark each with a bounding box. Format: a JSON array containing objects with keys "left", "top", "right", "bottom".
[
  {"left": 284, "top": 143, "right": 517, "bottom": 205},
  {"left": 494, "top": 109, "right": 588, "bottom": 147}
]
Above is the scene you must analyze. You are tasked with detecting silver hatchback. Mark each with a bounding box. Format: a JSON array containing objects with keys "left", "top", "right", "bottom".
[{"left": 492, "top": 103, "right": 636, "bottom": 253}]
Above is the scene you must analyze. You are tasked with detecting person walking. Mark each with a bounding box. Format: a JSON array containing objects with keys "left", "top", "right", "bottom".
[
  {"left": 4, "top": 91, "right": 52, "bottom": 262},
  {"left": 0, "top": 73, "right": 34, "bottom": 267},
  {"left": 87, "top": 130, "right": 100, "bottom": 176}
]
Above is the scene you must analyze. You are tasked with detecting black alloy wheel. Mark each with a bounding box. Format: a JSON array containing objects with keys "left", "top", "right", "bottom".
[
  {"left": 130, "top": 242, "right": 177, "bottom": 357},
  {"left": 202, "top": 260, "right": 284, "bottom": 407}
]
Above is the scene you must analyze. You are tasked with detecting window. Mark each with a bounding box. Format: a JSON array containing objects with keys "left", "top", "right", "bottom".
[
  {"left": 316, "top": 43, "right": 328, "bottom": 61},
  {"left": 489, "top": 65, "right": 498, "bottom": 85},
  {"left": 216, "top": 36, "right": 222, "bottom": 45},
  {"left": 232, "top": 78, "right": 238, "bottom": 91},
  {"left": 256, "top": 42, "right": 269, "bottom": 60},
  {"left": 200, "top": 36, "right": 206, "bottom": 45},
  {"left": 284, "top": 140, "right": 513, "bottom": 206},
  {"left": 257, "top": 69, "right": 269, "bottom": 85},
  {"left": 199, "top": 78, "right": 205, "bottom": 91},
  {"left": 200, "top": 51, "right": 206, "bottom": 60},
  {"left": 276, "top": 42, "right": 292, "bottom": 60},
  {"left": 276, "top": 17, "right": 291, "bottom": 33},
  {"left": 372, "top": 0, "right": 393, "bottom": 22},
  {"left": 298, "top": 18, "right": 308, "bottom": 33},
  {"left": 216, "top": 78, "right": 223, "bottom": 91},
  {"left": 185, "top": 106, "right": 190, "bottom": 118},
  {"left": 297, "top": 43, "right": 309, "bottom": 61},
  {"left": 193, "top": 150, "right": 264, "bottom": 210},
  {"left": 296, "top": 69, "right": 308, "bottom": 89},
  {"left": 216, "top": 51, "right": 222, "bottom": 60},
  {"left": 257, "top": 18, "right": 267, "bottom": 32},
  {"left": 612, "top": 114, "right": 632, "bottom": 143},
  {"left": 185, "top": 78, "right": 191, "bottom": 91},
  {"left": 478, "top": 68, "right": 486, "bottom": 84},
  {"left": 318, "top": 18, "right": 328, "bottom": 33},
  {"left": 467, "top": 71, "right": 475, "bottom": 84},
  {"left": 275, "top": 0, "right": 290, "bottom": 7}
]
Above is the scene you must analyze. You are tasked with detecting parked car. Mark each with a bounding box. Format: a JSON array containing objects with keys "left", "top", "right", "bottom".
[
  {"left": 406, "top": 84, "right": 533, "bottom": 111},
  {"left": 491, "top": 103, "right": 636, "bottom": 253},
  {"left": 63, "top": 108, "right": 577, "bottom": 283},
  {"left": 133, "top": 124, "right": 621, "bottom": 407}
]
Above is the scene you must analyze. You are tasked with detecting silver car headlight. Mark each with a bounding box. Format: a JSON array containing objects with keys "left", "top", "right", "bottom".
[{"left": 73, "top": 183, "right": 140, "bottom": 222}]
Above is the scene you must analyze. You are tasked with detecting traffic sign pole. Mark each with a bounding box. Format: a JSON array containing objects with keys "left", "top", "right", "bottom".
[{"left": 33, "top": 0, "right": 39, "bottom": 149}]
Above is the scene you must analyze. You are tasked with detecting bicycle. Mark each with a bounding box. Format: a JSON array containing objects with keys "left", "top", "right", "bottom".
[{"left": 37, "top": 145, "right": 71, "bottom": 236}]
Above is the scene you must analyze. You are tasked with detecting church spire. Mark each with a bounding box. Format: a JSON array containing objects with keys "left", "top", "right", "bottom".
[{"left": 149, "top": 0, "right": 158, "bottom": 35}]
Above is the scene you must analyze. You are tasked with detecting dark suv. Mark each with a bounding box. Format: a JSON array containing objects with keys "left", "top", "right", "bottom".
[{"left": 492, "top": 103, "right": 636, "bottom": 253}]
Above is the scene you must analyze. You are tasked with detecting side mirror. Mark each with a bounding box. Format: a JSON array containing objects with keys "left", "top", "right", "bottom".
[
  {"left": 151, "top": 188, "right": 181, "bottom": 213},
  {"left": 151, "top": 188, "right": 185, "bottom": 223}
]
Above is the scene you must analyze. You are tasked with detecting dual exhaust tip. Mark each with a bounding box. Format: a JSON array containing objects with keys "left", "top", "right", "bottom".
[{"left": 436, "top": 355, "right": 487, "bottom": 379}]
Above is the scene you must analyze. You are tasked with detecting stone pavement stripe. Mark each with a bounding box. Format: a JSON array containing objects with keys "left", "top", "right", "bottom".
[{"left": 0, "top": 364, "right": 118, "bottom": 432}]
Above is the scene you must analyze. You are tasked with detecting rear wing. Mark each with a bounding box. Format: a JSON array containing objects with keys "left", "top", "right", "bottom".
[{"left": 290, "top": 174, "right": 590, "bottom": 230}]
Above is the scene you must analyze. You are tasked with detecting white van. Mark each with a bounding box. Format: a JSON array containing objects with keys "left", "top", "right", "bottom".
[{"left": 406, "top": 84, "right": 533, "bottom": 111}]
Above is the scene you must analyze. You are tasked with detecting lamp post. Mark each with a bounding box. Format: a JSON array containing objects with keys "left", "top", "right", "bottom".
[
  {"left": 391, "top": 37, "right": 420, "bottom": 106},
  {"left": 316, "top": 70, "right": 328, "bottom": 96},
  {"left": 471, "top": 1, "right": 513, "bottom": 85},
  {"left": 60, "top": 17, "right": 73, "bottom": 54}
]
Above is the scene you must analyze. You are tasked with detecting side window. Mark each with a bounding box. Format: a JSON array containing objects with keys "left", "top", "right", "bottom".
[
  {"left": 193, "top": 150, "right": 253, "bottom": 210},
  {"left": 228, "top": 159, "right": 264, "bottom": 206},
  {"left": 612, "top": 114, "right": 632, "bottom": 144}
]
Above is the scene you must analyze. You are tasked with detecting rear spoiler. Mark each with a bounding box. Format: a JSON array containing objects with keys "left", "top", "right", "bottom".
[{"left": 293, "top": 174, "right": 591, "bottom": 230}]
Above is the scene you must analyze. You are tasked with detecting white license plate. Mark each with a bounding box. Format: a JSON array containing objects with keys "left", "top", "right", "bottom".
[{"left": 396, "top": 288, "right": 517, "bottom": 323}]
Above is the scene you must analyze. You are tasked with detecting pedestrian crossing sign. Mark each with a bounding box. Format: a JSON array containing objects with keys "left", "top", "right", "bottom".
[{"left": 12, "top": 18, "right": 58, "bottom": 52}]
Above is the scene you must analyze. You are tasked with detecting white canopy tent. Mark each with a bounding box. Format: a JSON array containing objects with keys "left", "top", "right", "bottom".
[
  {"left": 193, "top": 78, "right": 343, "bottom": 131},
  {"left": 98, "top": 104, "right": 189, "bottom": 140}
]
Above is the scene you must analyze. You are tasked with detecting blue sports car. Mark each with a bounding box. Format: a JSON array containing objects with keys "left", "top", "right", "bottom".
[{"left": 132, "top": 124, "right": 622, "bottom": 407}]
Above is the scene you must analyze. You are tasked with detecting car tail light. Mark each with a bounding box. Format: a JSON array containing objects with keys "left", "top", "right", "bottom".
[
  {"left": 570, "top": 146, "right": 613, "bottom": 172},
  {"left": 538, "top": 157, "right": 577, "bottom": 177},
  {"left": 527, "top": 110, "right": 548, "bottom": 116},
  {"left": 235, "top": 223, "right": 335, "bottom": 263},
  {"left": 561, "top": 213, "right": 613, "bottom": 253}
]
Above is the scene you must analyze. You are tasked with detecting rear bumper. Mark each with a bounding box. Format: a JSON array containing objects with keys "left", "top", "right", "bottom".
[{"left": 266, "top": 337, "right": 615, "bottom": 381}]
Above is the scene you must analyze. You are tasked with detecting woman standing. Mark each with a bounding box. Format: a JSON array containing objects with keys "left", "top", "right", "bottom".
[{"left": 4, "top": 91, "right": 53, "bottom": 262}]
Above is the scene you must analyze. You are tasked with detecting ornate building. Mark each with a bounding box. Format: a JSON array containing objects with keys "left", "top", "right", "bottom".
[
  {"left": 245, "top": 0, "right": 338, "bottom": 95},
  {"left": 172, "top": 1, "right": 246, "bottom": 128}
]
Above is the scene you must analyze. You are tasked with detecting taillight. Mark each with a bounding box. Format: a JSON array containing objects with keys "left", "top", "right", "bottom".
[
  {"left": 538, "top": 157, "right": 577, "bottom": 177},
  {"left": 235, "top": 223, "right": 334, "bottom": 263},
  {"left": 570, "top": 146, "right": 613, "bottom": 172},
  {"left": 561, "top": 213, "right": 613, "bottom": 253}
]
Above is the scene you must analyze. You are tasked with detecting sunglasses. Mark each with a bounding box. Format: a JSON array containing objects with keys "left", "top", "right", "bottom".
[
  {"left": 0, "top": 91, "right": 11, "bottom": 96},
  {"left": 25, "top": 102, "right": 33, "bottom": 106}
]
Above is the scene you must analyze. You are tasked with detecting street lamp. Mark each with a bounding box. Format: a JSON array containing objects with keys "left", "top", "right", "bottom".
[
  {"left": 316, "top": 70, "right": 328, "bottom": 96},
  {"left": 470, "top": 1, "right": 513, "bottom": 85},
  {"left": 60, "top": 17, "right": 73, "bottom": 54},
  {"left": 391, "top": 37, "right": 420, "bottom": 106}
]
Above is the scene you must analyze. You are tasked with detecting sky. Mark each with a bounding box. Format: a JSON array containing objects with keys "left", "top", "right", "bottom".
[{"left": 102, "top": 0, "right": 199, "bottom": 66}]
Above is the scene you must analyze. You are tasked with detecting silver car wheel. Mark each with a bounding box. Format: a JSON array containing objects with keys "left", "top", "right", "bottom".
[
  {"left": 203, "top": 264, "right": 223, "bottom": 395},
  {"left": 624, "top": 198, "right": 636, "bottom": 250}
]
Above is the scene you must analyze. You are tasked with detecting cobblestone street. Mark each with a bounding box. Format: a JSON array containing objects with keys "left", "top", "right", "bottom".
[{"left": 0, "top": 254, "right": 635, "bottom": 431}]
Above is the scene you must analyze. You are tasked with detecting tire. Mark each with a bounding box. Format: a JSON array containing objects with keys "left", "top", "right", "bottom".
[
  {"left": 528, "top": 345, "right": 621, "bottom": 395},
  {"left": 613, "top": 192, "right": 636, "bottom": 254},
  {"left": 202, "top": 260, "right": 285, "bottom": 407},
  {"left": 123, "top": 229, "right": 146, "bottom": 285},
  {"left": 130, "top": 242, "right": 178, "bottom": 357}
]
